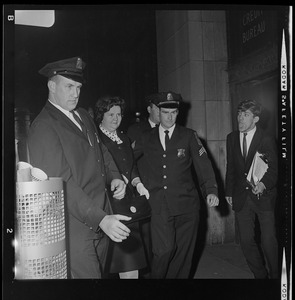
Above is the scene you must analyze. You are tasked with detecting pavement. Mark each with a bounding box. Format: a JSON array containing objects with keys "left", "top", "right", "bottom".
[{"left": 193, "top": 242, "right": 254, "bottom": 279}]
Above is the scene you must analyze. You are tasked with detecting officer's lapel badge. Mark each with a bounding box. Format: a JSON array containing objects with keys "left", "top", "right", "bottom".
[
  {"left": 177, "top": 149, "right": 185, "bottom": 158},
  {"left": 194, "top": 132, "right": 207, "bottom": 156},
  {"left": 76, "top": 57, "right": 82, "bottom": 69}
]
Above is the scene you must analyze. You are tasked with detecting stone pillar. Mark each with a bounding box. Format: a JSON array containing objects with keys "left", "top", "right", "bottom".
[{"left": 156, "top": 10, "right": 235, "bottom": 244}]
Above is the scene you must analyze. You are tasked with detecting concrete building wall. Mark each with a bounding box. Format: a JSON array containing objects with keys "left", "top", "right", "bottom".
[{"left": 156, "top": 10, "right": 235, "bottom": 244}]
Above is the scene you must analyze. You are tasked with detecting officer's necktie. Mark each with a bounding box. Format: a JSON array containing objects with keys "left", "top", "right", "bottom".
[
  {"left": 165, "top": 130, "right": 170, "bottom": 150},
  {"left": 71, "top": 110, "right": 87, "bottom": 136},
  {"left": 243, "top": 132, "right": 248, "bottom": 162}
]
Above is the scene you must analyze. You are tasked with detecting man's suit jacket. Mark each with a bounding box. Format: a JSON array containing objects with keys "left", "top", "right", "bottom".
[
  {"left": 127, "top": 119, "right": 154, "bottom": 179},
  {"left": 134, "top": 124, "right": 218, "bottom": 216},
  {"left": 127, "top": 119, "right": 152, "bottom": 144},
  {"left": 27, "top": 101, "right": 121, "bottom": 242},
  {"left": 225, "top": 126, "right": 278, "bottom": 212}
]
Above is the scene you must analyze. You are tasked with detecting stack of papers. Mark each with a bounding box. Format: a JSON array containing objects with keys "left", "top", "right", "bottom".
[{"left": 247, "top": 152, "right": 268, "bottom": 187}]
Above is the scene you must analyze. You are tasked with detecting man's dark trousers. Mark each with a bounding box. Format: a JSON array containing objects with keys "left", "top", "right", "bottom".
[
  {"left": 236, "top": 196, "right": 278, "bottom": 279},
  {"left": 150, "top": 200, "right": 199, "bottom": 278}
]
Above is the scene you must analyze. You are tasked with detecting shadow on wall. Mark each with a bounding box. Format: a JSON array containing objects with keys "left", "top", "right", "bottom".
[
  {"left": 177, "top": 99, "right": 230, "bottom": 217},
  {"left": 259, "top": 107, "right": 271, "bottom": 131},
  {"left": 188, "top": 137, "right": 231, "bottom": 278},
  {"left": 201, "top": 137, "right": 230, "bottom": 218},
  {"left": 177, "top": 101, "right": 191, "bottom": 127}
]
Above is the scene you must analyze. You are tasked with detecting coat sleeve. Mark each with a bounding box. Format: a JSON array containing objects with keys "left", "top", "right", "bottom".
[
  {"left": 190, "top": 131, "right": 218, "bottom": 197},
  {"left": 27, "top": 120, "right": 107, "bottom": 231},
  {"left": 125, "top": 135, "right": 140, "bottom": 182},
  {"left": 133, "top": 132, "right": 145, "bottom": 161},
  {"left": 99, "top": 140, "right": 122, "bottom": 184},
  {"left": 225, "top": 133, "right": 235, "bottom": 197}
]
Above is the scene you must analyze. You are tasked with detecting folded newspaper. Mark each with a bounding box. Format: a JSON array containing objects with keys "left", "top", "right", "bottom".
[{"left": 247, "top": 152, "right": 268, "bottom": 188}]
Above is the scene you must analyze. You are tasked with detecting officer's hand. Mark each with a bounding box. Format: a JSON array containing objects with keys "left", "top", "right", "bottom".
[
  {"left": 225, "top": 196, "right": 232, "bottom": 206},
  {"left": 99, "top": 215, "right": 131, "bottom": 242},
  {"left": 207, "top": 194, "right": 219, "bottom": 207},
  {"left": 136, "top": 183, "right": 150, "bottom": 199},
  {"left": 111, "top": 179, "right": 126, "bottom": 200}
]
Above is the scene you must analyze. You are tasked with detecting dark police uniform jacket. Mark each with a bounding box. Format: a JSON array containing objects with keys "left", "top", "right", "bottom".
[
  {"left": 134, "top": 124, "right": 218, "bottom": 215},
  {"left": 27, "top": 102, "right": 121, "bottom": 250},
  {"left": 225, "top": 126, "right": 278, "bottom": 212}
]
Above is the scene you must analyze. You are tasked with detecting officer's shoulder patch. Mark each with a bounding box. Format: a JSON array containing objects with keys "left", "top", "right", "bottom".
[{"left": 194, "top": 132, "right": 207, "bottom": 156}]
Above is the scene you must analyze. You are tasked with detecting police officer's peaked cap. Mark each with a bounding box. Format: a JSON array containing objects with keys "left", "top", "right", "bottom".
[
  {"left": 157, "top": 91, "right": 182, "bottom": 108},
  {"left": 145, "top": 91, "right": 182, "bottom": 108},
  {"left": 145, "top": 93, "right": 162, "bottom": 106},
  {"left": 39, "top": 57, "right": 86, "bottom": 83}
]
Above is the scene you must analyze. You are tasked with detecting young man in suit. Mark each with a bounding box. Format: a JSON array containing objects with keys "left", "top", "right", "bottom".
[
  {"left": 27, "top": 57, "right": 129, "bottom": 279},
  {"left": 225, "top": 99, "right": 278, "bottom": 279},
  {"left": 133, "top": 91, "right": 219, "bottom": 278}
]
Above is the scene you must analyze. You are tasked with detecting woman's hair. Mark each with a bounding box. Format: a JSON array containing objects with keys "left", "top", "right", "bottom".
[
  {"left": 237, "top": 100, "right": 262, "bottom": 117},
  {"left": 94, "top": 96, "right": 125, "bottom": 124}
]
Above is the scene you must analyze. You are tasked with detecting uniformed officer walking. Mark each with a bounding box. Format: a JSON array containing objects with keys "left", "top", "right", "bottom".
[
  {"left": 133, "top": 91, "right": 219, "bottom": 279},
  {"left": 27, "top": 57, "right": 128, "bottom": 278}
]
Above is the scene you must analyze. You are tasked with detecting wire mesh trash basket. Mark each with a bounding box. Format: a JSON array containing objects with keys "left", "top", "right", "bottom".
[{"left": 15, "top": 177, "right": 67, "bottom": 279}]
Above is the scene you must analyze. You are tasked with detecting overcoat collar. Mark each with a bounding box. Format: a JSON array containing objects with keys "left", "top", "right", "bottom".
[{"left": 45, "top": 101, "right": 88, "bottom": 139}]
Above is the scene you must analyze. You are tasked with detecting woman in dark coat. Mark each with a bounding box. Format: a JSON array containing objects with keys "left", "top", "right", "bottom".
[{"left": 94, "top": 96, "right": 150, "bottom": 279}]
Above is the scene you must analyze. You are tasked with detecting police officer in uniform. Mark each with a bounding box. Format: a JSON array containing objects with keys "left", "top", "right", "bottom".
[
  {"left": 27, "top": 57, "right": 129, "bottom": 278},
  {"left": 133, "top": 91, "right": 219, "bottom": 278},
  {"left": 126, "top": 93, "right": 161, "bottom": 278}
]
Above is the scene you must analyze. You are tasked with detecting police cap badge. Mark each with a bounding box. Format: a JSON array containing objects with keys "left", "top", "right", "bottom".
[{"left": 157, "top": 91, "right": 182, "bottom": 108}]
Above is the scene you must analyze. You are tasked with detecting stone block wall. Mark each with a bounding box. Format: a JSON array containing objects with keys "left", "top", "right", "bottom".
[{"left": 156, "top": 10, "right": 235, "bottom": 244}]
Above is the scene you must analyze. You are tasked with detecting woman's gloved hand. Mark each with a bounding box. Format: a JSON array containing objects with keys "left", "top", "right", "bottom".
[{"left": 136, "top": 182, "right": 150, "bottom": 199}]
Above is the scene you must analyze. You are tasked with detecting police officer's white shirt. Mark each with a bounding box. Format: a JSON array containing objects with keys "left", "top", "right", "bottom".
[
  {"left": 159, "top": 124, "right": 175, "bottom": 151},
  {"left": 48, "top": 99, "right": 82, "bottom": 131},
  {"left": 239, "top": 126, "right": 256, "bottom": 155}
]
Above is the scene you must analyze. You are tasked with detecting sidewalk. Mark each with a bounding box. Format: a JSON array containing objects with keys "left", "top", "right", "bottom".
[{"left": 193, "top": 242, "right": 253, "bottom": 279}]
